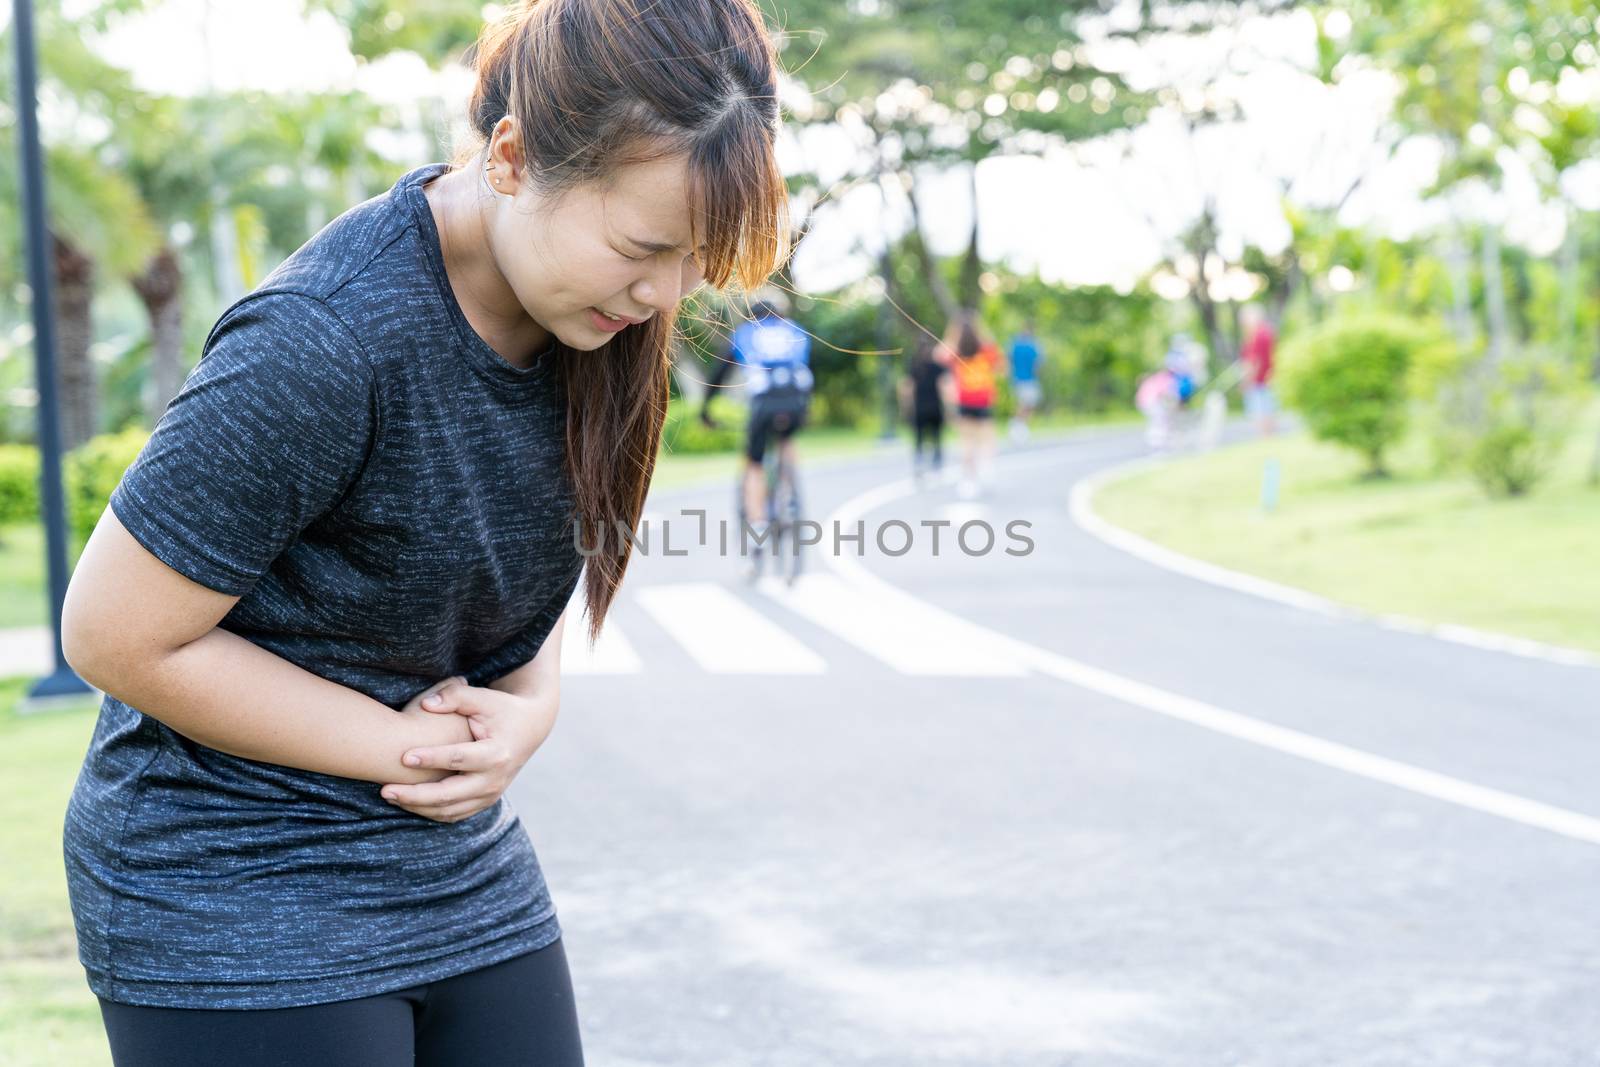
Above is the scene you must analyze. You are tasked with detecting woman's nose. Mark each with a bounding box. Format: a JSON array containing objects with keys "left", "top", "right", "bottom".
[{"left": 634, "top": 257, "right": 698, "bottom": 314}]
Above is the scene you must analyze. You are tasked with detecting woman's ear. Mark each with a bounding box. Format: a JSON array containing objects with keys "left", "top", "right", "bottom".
[{"left": 489, "top": 115, "right": 525, "bottom": 188}]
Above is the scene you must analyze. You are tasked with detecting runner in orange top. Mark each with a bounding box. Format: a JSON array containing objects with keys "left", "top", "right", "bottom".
[
  {"left": 951, "top": 339, "right": 1001, "bottom": 410},
  {"left": 943, "top": 311, "right": 1007, "bottom": 499}
]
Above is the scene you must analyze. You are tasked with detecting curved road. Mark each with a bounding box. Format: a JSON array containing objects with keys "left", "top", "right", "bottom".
[{"left": 512, "top": 427, "right": 1600, "bottom": 1066}]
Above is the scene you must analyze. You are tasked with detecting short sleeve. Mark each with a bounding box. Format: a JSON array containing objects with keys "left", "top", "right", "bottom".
[{"left": 109, "top": 291, "right": 378, "bottom": 596}]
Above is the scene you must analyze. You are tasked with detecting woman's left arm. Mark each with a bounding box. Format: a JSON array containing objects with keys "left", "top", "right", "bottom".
[{"left": 379, "top": 606, "right": 568, "bottom": 823}]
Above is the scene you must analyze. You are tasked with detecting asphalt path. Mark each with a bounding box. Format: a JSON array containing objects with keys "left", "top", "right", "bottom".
[{"left": 510, "top": 426, "right": 1600, "bottom": 1066}]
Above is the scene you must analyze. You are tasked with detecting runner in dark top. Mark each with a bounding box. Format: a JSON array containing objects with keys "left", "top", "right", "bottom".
[
  {"left": 903, "top": 336, "right": 952, "bottom": 485},
  {"left": 59, "top": 0, "right": 790, "bottom": 1061}
]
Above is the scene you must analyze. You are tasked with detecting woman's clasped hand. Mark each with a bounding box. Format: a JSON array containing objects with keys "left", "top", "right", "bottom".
[{"left": 382, "top": 676, "right": 560, "bottom": 823}]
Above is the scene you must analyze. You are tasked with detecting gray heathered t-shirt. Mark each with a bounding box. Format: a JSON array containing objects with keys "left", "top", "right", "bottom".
[{"left": 63, "top": 162, "right": 585, "bottom": 1009}]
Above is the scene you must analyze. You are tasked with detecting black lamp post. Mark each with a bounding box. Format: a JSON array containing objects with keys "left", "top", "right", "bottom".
[{"left": 12, "top": 0, "right": 94, "bottom": 706}]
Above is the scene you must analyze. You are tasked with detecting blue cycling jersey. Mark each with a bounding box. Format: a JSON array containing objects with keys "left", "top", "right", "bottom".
[{"left": 731, "top": 315, "right": 813, "bottom": 397}]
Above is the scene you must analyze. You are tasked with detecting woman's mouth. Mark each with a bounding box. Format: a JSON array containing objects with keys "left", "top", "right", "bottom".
[{"left": 587, "top": 307, "right": 634, "bottom": 333}]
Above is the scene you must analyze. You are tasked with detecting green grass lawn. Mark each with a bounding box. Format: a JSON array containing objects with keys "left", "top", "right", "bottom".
[
  {"left": 1093, "top": 410, "right": 1600, "bottom": 654},
  {"left": 0, "top": 523, "right": 75, "bottom": 629},
  {"left": 0, "top": 678, "right": 108, "bottom": 1066}
]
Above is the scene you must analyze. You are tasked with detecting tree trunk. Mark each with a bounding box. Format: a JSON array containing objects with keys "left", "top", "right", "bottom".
[
  {"left": 131, "top": 245, "right": 186, "bottom": 424},
  {"left": 1442, "top": 224, "right": 1476, "bottom": 350},
  {"left": 1557, "top": 200, "right": 1580, "bottom": 361},
  {"left": 1481, "top": 220, "right": 1510, "bottom": 365},
  {"left": 210, "top": 184, "right": 245, "bottom": 307},
  {"left": 1187, "top": 286, "right": 1229, "bottom": 374},
  {"left": 875, "top": 248, "right": 902, "bottom": 439},
  {"left": 1182, "top": 207, "right": 1233, "bottom": 370},
  {"left": 52, "top": 233, "right": 98, "bottom": 451},
  {"left": 956, "top": 161, "right": 981, "bottom": 312},
  {"left": 1591, "top": 210, "right": 1600, "bottom": 378},
  {"left": 870, "top": 180, "right": 925, "bottom": 365},
  {"left": 1184, "top": 259, "right": 1232, "bottom": 373},
  {"left": 1269, "top": 254, "right": 1300, "bottom": 327},
  {"left": 901, "top": 173, "right": 957, "bottom": 322}
]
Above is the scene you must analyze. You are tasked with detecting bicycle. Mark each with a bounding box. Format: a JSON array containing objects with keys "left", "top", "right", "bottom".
[{"left": 735, "top": 409, "right": 804, "bottom": 587}]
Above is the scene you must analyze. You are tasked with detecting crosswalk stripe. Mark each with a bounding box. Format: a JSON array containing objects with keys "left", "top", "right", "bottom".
[
  {"left": 634, "top": 581, "right": 827, "bottom": 674},
  {"left": 0, "top": 626, "right": 52, "bottom": 677},
  {"left": 560, "top": 598, "right": 644, "bottom": 675},
  {"left": 758, "top": 572, "right": 1030, "bottom": 677}
]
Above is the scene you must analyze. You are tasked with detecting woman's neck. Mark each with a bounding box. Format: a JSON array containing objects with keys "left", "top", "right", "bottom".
[{"left": 423, "top": 159, "right": 552, "bottom": 368}]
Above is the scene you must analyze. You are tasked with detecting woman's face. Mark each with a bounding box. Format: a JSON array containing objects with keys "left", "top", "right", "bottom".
[{"left": 485, "top": 130, "right": 708, "bottom": 352}]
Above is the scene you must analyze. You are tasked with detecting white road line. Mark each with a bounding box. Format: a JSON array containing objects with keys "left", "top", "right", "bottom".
[
  {"left": 758, "top": 572, "right": 1029, "bottom": 677},
  {"left": 1069, "top": 458, "right": 1600, "bottom": 670},
  {"left": 938, "top": 502, "right": 988, "bottom": 526},
  {"left": 560, "top": 607, "right": 643, "bottom": 675},
  {"left": 825, "top": 457, "right": 1600, "bottom": 848},
  {"left": 635, "top": 582, "right": 827, "bottom": 675}
]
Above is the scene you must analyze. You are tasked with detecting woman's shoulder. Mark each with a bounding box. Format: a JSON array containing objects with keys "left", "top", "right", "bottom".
[
  {"left": 200, "top": 290, "right": 373, "bottom": 387},
  {"left": 232, "top": 171, "right": 446, "bottom": 368},
  {"left": 253, "top": 185, "right": 416, "bottom": 308}
]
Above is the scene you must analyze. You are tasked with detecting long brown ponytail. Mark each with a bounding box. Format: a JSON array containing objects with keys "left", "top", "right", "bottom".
[{"left": 459, "top": 0, "right": 789, "bottom": 644}]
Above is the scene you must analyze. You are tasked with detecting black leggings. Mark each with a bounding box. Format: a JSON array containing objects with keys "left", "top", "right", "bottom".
[
  {"left": 913, "top": 414, "right": 944, "bottom": 468},
  {"left": 97, "top": 937, "right": 583, "bottom": 1067}
]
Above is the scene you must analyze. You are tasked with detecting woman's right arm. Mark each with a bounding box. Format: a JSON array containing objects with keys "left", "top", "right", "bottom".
[{"left": 63, "top": 507, "right": 468, "bottom": 787}]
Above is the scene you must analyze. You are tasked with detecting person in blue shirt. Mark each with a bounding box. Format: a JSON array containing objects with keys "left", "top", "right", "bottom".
[
  {"left": 1008, "top": 321, "right": 1043, "bottom": 443},
  {"left": 701, "top": 297, "right": 812, "bottom": 529},
  {"left": 1163, "top": 332, "right": 1201, "bottom": 405}
]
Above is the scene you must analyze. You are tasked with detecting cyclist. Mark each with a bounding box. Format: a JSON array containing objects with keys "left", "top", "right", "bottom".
[{"left": 701, "top": 297, "right": 812, "bottom": 534}]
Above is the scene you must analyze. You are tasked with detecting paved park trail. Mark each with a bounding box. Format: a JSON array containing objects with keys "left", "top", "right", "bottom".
[
  {"left": 522, "top": 426, "right": 1600, "bottom": 1066},
  {"left": 15, "top": 427, "right": 1591, "bottom": 1064}
]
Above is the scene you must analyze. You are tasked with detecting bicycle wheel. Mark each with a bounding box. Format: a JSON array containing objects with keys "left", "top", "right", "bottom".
[
  {"left": 737, "top": 469, "right": 763, "bottom": 583},
  {"left": 773, "top": 458, "right": 803, "bottom": 585}
]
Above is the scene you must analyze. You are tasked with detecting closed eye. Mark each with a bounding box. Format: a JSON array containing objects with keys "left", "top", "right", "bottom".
[{"left": 620, "top": 238, "right": 709, "bottom": 262}]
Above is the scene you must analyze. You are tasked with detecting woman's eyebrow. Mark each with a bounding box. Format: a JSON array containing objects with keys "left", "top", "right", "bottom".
[{"left": 627, "top": 235, "right": 704, "bottom": 253}]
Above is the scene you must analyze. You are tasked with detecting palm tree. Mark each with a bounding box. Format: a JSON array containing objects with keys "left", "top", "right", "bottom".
[{"left": 1, "top": 10, "right": 160, "bottom": 449}]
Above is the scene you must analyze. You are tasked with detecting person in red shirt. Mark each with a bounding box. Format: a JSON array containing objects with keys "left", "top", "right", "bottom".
[
  {"left": 1239, "top": 305, "right": 1278, "bottom": 436},
  {"left": 943, "top": 311, "right": 1007, "bottom": 499}
]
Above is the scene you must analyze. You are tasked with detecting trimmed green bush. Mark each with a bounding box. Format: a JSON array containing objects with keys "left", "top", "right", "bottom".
[
  {"left": 1279, "top": 315, "right": 1449, "bottom": 477},
  {"left": 1452, "top": 350, "right": 1584, "bottom": 498},
  {"left": 0, "top": 430, "right": 148, "bottom": 552},
  {"left": 65, "top": 428, "right": 150, "bottom": 549},
  {"left": 0, "top": 445, "right": 40, "bottom": 525},
  {"left": 1466, "top": 423, "right": 1544, "bottom": 497},
  {"left": 659, "top": 398, "right": 743, "bottom": 455}
]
